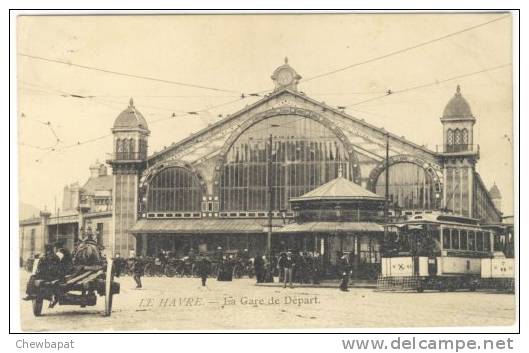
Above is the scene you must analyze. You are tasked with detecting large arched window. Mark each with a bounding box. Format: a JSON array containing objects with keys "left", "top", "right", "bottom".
[
  {"left": 375, "top": 162, "right": 437, "bottom": 209},
  {"left": 146, "top": 167, "right": 202, "bottom": 212},
  {"left": 219, "top": 115, "right": 355, "bottom": 211}
]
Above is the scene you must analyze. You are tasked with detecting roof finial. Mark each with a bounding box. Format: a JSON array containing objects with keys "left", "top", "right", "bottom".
[
  {"left": 129, "top": 97, "right": 134, "bottom": 107},
  {"left": 456, "top": 84, "right": 461, "bottom": 95},
  {"left": 284, "top": 57, "right": 289, "bottom": 64},
  {"left": 338, "top": 164, "right": 343, "bottom": 178}
]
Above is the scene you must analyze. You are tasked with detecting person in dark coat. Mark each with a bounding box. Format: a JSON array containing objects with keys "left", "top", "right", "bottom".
[
  {"left": 54, "top": 241, "right": 73, "bottom": 276},
  {"left": 23, "top": 244, "right": 61, "bottom": 301},
  {"left": 312, "top": 252, "right": 322, "bottom": 285},
  {"left": 196, "top": 254, "right": 212, "bottom": 286},
  {"left": 131, "top": 257, "right": 144, "bottom": 289},
  {"left": 253, "top": 253, "right": 264, "bottom": 283},
  {"left": 278, "top": 252, "right": 294, "bottom": 288},
  {"left": 338, "top": 253, "right": 352, "bottom": 292}
]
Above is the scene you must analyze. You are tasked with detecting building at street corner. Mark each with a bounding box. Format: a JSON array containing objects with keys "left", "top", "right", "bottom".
[
  {"left": 20, "top": 60, "right": 509, "bottom": 274},
  {"left": 19, "top": 161, "right": 113, "bottom": 262}
]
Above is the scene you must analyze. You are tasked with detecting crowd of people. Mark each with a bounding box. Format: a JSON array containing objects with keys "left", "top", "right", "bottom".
[{"left": 23, "top": 239, "right": 357, "bottom": 293}]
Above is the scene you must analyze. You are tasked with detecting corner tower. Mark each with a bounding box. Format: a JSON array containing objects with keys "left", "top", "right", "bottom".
[
  {"left": 439, "top": 85, "right": 479, "bottom": 217},
  {"left": 108, "top": 98, "right": 149, "bottom": 257}
]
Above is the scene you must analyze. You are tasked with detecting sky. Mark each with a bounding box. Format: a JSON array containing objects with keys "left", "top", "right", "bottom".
[{"left": 16, "top": 13, "right": 514, "bottom": 216}]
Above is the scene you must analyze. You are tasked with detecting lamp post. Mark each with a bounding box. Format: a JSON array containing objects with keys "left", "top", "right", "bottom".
[
  {"left": 383, "top": 133, "right": 390, "bottom": 242},
  {"left": 267, "top": 124, "right": 280, "bottom": 263}
]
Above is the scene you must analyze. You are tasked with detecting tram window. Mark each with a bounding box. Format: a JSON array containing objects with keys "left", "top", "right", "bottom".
[
  {"left": 468, "top": 231, "right": 476, "bottom": 250},
  {"left": 477, "top": 231, "right": 484, "bottom": 251},
  {"left": 442, "top": 228, "right": 451, "bottom": 249},
  {"left": 484, "top": 232, "right": 491, "bottom": 252},
  {"left": 460, "top": 229, "right": 468, "bottom": 250},
  {"left": 451, "top": 229, "right": 460, "bottom": 250}
]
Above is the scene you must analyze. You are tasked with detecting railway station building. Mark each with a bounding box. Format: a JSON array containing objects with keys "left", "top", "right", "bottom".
[
  {"left": 109, "top": 60, "right": 504, "bottom": 263},
  {"left": 20, "top": 60, "right": 509, "bottom": 271}
]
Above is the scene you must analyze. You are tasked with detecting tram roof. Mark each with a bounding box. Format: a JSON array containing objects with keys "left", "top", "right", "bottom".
[{"left": 397, "top": 212, "right": 481, "bottom": 227}]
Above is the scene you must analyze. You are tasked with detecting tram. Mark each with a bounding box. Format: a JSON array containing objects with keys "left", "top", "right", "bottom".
[{"left": 377, "top": 212, "right": 514, "bottom": 292}]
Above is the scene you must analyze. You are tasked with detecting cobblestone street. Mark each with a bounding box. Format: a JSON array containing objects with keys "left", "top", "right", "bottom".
[{"left": 19, "top": 273, "right": 516, "bottom": 331}]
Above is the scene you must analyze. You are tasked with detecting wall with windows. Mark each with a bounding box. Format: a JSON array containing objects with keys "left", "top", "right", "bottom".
[
  {"left": 442, "top": 119, "right": 474, "bottom": 153},
  {"left": 218, "top": 115, "right": 356, "bottom": 212},
  {"left": 446, "top": 128, "right": 470, "bottom": 152},
  {"left": 114, "top": 135, "right": 148, "bottom": 160},
  {"left": 91, "top": 218, "right": 112, "bottom": 251}
]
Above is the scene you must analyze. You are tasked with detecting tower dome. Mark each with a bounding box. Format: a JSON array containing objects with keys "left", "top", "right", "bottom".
[
  {"left": 489, "top": 182, "right": 502, "bottom": 199},
  {"left": 441, "top": 85, "right": 475, "bottom": 121},
  {"left": 113, "top": 98, "right": 149, "bottom": 131}
]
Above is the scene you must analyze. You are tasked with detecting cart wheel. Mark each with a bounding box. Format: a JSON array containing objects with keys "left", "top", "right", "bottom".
[
  {"left": 32, "top": 297, "right": 43, "bottom": 317},
  {"left": 165, "top": 266, "right": 176, "bottom": 278},
  {"left": 104, "top": 259, "right": 114, "bottom": 316}
]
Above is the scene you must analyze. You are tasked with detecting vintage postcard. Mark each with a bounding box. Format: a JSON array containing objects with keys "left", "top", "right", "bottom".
[{"left": 15, "top": 12, "right": 516, "bottom": 332}]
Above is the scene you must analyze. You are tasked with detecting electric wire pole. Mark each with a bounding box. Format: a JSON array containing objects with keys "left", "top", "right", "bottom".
[
  {"left": 267, "top": 133, "right": 273, "bottom": 263},
  {"left": 384, "top": 133, "right": 389, "bottom": 242}
]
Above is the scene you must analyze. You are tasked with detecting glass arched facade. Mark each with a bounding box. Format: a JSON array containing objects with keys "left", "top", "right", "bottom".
[
  {"left": 219, "top": 115, "right": 355, "bottom": 211},
  {"left": 146, "top": 167, "right": 202, "bottom": 212},
  {"left": 375, "top": 162, "right": 437, "bottom": 210}
]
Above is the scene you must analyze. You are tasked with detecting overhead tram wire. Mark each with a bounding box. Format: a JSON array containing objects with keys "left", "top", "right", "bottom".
[
  {"left": 343, "top": 63, "right": 512, "bottom": 108},
  {"left": 18, "top": 53, "right": 243, "bottom": 94},
  {"left": 21, "top": 94, "right": 255, "bottom": 158},
  {"left": 20, "top": 63, "right": 510, "bottom": 156},
  {"left": 302, "top": 14, "right": 510, "bottom": 84},
  {"left": 18, "top": 82, "right": 243, "bottom": 119},
  {"left": 248, "top": 14, "right": 509, "bottom": 95}
]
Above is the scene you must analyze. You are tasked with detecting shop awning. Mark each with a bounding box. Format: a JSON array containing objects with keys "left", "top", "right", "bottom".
[
  {"left": 131, "top": 218, "right": 284, "bottom": 234},
  {"left": 277, "top": 221, "right": 385, "bottom": 233}
]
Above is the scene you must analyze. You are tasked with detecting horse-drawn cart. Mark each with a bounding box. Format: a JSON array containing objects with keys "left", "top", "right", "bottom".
[{"left": 26, "top": 238, "right": 120, "bottom": 317}]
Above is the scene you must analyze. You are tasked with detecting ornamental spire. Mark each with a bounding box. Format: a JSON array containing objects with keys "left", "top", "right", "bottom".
[{"left": 129, "top": 97, "right": 134, "bottom": 107}]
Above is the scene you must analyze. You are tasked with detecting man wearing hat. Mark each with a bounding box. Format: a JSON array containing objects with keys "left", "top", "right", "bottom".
[
  {"left": 278, "top": 251, "right": 294, "bottom": 288},
  {"left": 131, "top": 256, "right": 144, "bottom": 289},
  {"left": 54, "top": 240, "right": 73, "bottom": 276},
  {"left": 338, "top": 252, "right": 352, "bottom": 292},
  {"left": 195, "top": 253, "right": 212, "bottom": 287}
]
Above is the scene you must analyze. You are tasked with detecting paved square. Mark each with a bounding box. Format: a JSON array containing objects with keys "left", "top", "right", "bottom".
[{"left": 19, "top": 274, "right": 516, "bottom": 331}]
